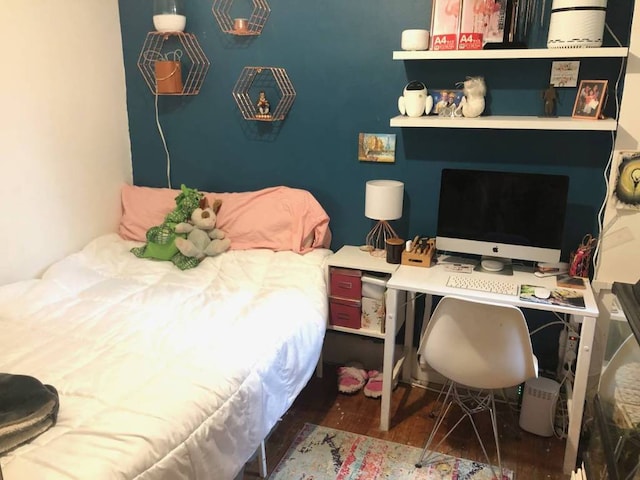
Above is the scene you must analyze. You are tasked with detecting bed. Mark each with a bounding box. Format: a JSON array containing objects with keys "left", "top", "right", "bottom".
[{"left": 0, "top": 185, "right": 332, "bottom": 480}]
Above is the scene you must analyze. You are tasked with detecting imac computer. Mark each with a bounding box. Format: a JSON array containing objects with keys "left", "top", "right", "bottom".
[{"left": 436, "top": 168, "right": 570, "bottom": 274}]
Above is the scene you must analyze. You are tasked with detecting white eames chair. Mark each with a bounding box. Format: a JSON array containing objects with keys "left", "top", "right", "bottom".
[{"left": 415, "top": 296, "right": 538, "bottom": 479}]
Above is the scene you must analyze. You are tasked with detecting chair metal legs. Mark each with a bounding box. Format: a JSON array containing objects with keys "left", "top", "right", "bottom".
[{"left": 416, "top": 383, "right": 504, "bottom": 480}]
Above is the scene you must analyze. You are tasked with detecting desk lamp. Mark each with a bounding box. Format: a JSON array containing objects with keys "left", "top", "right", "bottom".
[{"left": 364, "top": 180, "right": 404, "bottom": 254}]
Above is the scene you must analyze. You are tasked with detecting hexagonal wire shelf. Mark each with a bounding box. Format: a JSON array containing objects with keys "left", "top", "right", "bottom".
[
  {"left": 232, "top": 67, "right": 296, "bottom": 122},
  {"left": 137, "top": 32, "right": 210, "bottom": 95},
  {"left": 212, "top": 0, "right": 270, "bottom": 36}
]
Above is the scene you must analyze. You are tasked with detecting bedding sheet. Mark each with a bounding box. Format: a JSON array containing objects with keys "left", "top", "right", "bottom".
[{"left": 0, "top": 234, "right": 331, "bottom": 480}]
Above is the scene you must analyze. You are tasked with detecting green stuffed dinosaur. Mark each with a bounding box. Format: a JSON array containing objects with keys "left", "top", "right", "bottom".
[{"left": 130, "top": 184, "right": 204, "bottom": 270}]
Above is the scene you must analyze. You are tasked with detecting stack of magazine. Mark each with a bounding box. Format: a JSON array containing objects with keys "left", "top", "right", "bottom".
[{"left": 520, "top": 275, "right": 586, "bottom": 309}]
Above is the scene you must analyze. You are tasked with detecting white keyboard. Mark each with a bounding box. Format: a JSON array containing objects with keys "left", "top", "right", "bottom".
[{"left": 446, "top": 275, "right": 519, "bottom": 296}]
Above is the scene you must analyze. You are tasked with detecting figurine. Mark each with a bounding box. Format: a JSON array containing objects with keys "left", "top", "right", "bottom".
[
  {"left": 542, "top": 84, "right": 557, "bottom": 117},
  {"left": 256, "top": 91, "right": 270, "bottom": 118},
  {"left": 456, "top": 76, "right": 486, "bottom": 118},
  {"left": 398, "top": 81, "right": 433, "bottom": 118}
]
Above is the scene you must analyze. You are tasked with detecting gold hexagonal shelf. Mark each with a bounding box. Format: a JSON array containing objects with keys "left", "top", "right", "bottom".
[
  {"left": 137, "top": 32, "right": 210, "bottom": 96},
  {"left": 232, "top": 66, "right": 296, "bottom": 122},
  {"left": 212, "top": 0, "right": 270, "bottom": 36}
]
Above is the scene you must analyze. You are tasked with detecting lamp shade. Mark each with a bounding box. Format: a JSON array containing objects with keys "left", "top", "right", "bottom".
[{"left": 365, "top": 180, "right": 404, "bottom": 220}]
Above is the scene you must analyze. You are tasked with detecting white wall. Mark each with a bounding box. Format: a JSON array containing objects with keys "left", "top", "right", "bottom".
[
  {"left": 0, "top": 0, "right": 132, "bottom": 285},
  {"left": 595, "top": 2, "right": 640, "bottom": 285}
]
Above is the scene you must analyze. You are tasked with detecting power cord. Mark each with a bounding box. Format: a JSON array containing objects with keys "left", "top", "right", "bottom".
[{"left": 155, "top": 91, "right": 172, "bottom": 189}]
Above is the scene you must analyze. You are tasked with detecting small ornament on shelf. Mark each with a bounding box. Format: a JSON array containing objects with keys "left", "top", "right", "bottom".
[
  {"left": 542, "top": 84, "right": 558, "bottom": 117},
  {"left": 397, "top": 81, "right": 433, "bottom": 118},
  {"left": 255, "top": 90, "right": 271, "bottom": 119},
  {"left": 456, "top": 76, "right": 486, "bottom": 118}
]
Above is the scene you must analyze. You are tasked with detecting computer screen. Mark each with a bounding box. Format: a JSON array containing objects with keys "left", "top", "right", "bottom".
[{"left": 436, "top": 168, "right": 570, "bottom": 269}]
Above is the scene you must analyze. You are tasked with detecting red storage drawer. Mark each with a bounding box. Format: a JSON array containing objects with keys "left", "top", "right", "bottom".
[
  {"left": 329, "top": 296, "right": 361, "bottom": 329},
  {"left": 330, "top": 267, "right": 362, "bottom": 299}
]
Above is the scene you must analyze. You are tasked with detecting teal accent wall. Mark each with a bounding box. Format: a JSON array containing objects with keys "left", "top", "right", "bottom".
[{"left": 118, "top": 1, "right": 633, "bottom": 260}]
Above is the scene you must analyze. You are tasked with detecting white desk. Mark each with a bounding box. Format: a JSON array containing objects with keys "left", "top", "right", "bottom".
[{"left": 384, "top": 262, "right": 599, "bottom": 475}]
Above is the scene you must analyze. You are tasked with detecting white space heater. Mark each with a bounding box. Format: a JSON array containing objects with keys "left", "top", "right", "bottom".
[{"left": 519, "top": 377, "right": 561, "bottom": 437}]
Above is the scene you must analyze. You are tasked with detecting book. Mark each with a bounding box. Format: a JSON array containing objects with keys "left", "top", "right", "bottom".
[
  {"left": 520, "top": 284, "right": 585, "bottom": 309},
  {"left": 458, "top": 0, "right": 508, "bottom": 50},
  {"left": 430, "top": 0, "right": 461, "bottom": 51},
  {"left": 556, "top": 274, "right": 587, "bottom": 290},
  {"left": 534, "top": 263, "right": 568, "bottom": 277}
]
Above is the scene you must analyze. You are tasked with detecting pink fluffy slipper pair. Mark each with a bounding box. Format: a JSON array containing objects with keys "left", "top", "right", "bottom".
[{"left": 337, "top": 365, "right": 384, "bottom": 398}]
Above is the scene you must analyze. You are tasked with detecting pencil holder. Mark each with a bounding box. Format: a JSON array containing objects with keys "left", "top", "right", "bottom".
[{"left": 401, "top": 238, "right": 436, "bottom": 268}]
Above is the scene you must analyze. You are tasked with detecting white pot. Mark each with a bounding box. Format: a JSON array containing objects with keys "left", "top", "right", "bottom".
[{"left": 401, "top": 29, "right": 430, "bottom": 51}]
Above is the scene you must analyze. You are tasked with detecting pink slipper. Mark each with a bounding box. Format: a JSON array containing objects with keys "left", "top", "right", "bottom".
[
  {"left": 363, "top": 370, "right": 384, "bottom": 398},
  {"left": 363, "top": 370, "right": 399, "bottom": 398},
  {"left": 337, "top": 365, "right": 368, "bottom": 394}
]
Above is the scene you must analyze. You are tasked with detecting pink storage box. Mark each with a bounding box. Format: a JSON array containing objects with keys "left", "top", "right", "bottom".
[
  {"left": 329, "top": 297, "right": 361, "bottom": 329},
  {"left": 329, "top": 267, "right": 362, "bottom": 300}
]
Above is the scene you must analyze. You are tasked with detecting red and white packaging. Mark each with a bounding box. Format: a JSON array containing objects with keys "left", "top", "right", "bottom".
[
  {"left": 430, "top": 0, "right": 461, "bottom": 51},
  {"left": 458, "top": 0, "right": 508, "bottom": 50}
]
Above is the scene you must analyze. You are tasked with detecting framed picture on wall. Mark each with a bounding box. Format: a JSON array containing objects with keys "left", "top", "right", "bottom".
[
  {"left": 358, "top": 133, "right": 396, "bottom": 163},
  {"left": 572, "top": 80, "right": 608, "bottom": 119}
]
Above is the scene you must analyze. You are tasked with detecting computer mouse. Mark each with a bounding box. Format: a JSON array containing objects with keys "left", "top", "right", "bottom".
[{"left": 534, "top": 287, "right": 551, "bottom": 299}]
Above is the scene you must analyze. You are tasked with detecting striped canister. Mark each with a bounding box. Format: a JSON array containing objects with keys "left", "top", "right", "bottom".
[{"left": 547, "top": 0, "right": 607, "bottom": 48}]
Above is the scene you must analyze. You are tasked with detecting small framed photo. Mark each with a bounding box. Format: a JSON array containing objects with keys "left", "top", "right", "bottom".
[
  {"left": 572, "top": 80, "right": 608, "bottom": 119},
  {"left": 358, "top": 133, "right": 396, "bottom": 163},
  {"left": 430, "top": 89, "right": 464, "bottom": 116}
]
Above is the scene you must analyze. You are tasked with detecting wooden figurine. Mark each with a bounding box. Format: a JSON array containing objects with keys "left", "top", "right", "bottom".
[{"left": 542, "top": 84, "right": 558, "bottom": 117}]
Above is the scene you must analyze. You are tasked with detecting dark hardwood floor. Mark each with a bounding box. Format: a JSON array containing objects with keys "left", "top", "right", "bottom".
[{"left": 243, "top": 363, "right": 570, "bottom": 479}]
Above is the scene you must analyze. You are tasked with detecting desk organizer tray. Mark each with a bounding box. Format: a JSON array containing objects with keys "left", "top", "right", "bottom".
[{"left": 401, "top": 238, "right": 436, "bottom": 268}]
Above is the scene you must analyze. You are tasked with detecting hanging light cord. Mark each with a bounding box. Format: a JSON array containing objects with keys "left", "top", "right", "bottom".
[{"left": 155, "top": 91, "right": 172, "bottom": 189}]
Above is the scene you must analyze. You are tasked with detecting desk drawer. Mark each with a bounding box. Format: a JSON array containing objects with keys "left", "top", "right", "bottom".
[
  {"left": 329, "top": 296, "right": 361, "bottom": 329},
  {"left": 330, "top": 267, "right": 362, "bottom": 299}
]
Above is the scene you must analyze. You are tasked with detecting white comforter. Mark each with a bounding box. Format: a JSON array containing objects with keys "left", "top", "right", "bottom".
[{"left": 0, "top": 234, "right": 331, "bottom": 480}]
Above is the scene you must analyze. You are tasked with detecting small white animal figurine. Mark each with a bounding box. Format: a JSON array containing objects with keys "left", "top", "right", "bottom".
[
  {"left": 455, "top": 76, "right": 486, "bottom": 118},
  {"left": 398, "top": 81, "right": 433, "bottom": 118}
]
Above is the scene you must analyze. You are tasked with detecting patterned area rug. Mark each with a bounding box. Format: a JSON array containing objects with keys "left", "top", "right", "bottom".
[{"left": 269, "top": 423, "right": 513, "bottom": 480}]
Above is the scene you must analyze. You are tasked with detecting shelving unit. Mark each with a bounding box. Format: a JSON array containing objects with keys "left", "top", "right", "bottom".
[
  {"left": 390, "top": 115, "right": 618, "bottom": 131},
  {"left": 391, "top": 47, "right": 628, "bottom": 131},
  {"left": 232, "top": 66, "right": 296, "bottom": 122},
  {"left": 392, "top": 47, "right": 628, "bottom": 60},
  {"left": 137, "top": 32, "right": 210, "bottom": 96},
  {"left": 212, "top": 0, "right": 270, "bottom": 36}
]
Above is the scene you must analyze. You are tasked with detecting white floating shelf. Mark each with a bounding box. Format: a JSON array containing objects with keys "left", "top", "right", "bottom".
[
  {"left": 392, "top": 47, "right": 629, "bottom": 60},
  {"left": 389, "top": 115, "right": 618, "bottom": 131}
]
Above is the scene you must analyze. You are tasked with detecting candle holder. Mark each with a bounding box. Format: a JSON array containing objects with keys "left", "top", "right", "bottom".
[{"left": 212, "top": 0, "right": 270, "bottom": 36}]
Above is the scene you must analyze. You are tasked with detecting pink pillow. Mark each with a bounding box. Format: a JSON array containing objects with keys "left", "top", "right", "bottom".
[
  {"left": 118, "top": 184, "right": 332, "bottom": 253},
  {"left": 119, "top": 184, "right": 180, "bottom": 241},
  {"left": 209, "top": 186, "right": 332, "bottom": 253}
]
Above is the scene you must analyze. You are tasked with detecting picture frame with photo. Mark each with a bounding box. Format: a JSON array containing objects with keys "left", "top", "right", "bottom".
[
  {"left": 430, "top": 89, "right": 464, "bottom": 116},
  {"left": 572, "top": 80, "right": 608, "bottom": 119}
]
